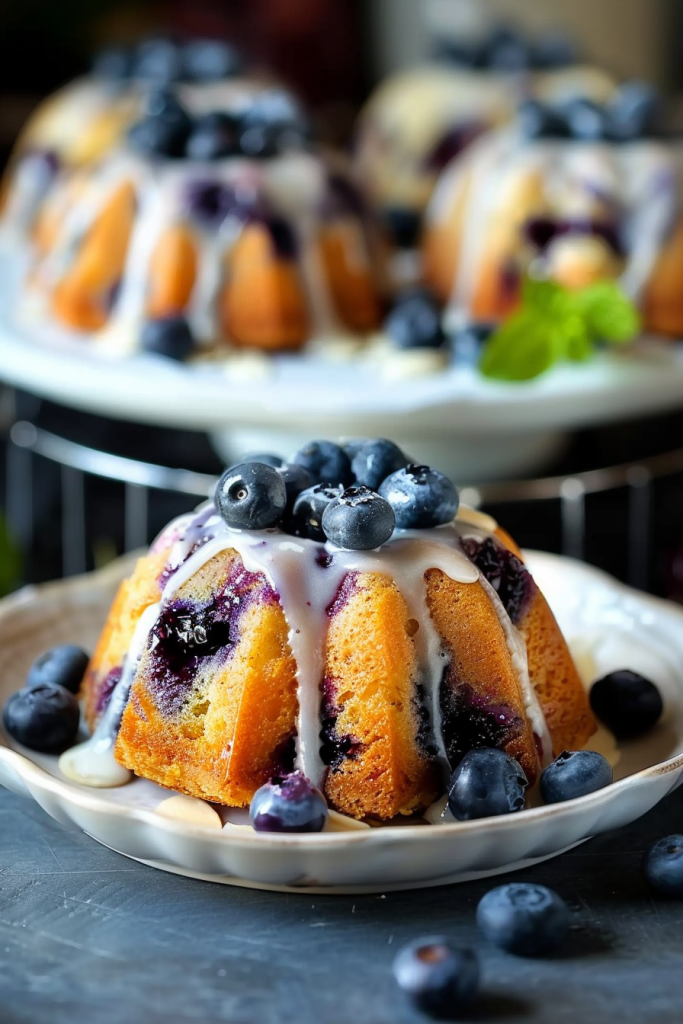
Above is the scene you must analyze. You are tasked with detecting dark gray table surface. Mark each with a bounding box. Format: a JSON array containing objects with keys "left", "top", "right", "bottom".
[{"left": 2, "top": 782, "right": 683, "bottom": 1024}]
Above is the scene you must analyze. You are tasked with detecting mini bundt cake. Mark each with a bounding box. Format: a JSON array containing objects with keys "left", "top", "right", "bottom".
[
  {"left": 422, "top": 84, "right": 683, "bottom": 336},
  {"left": 353, "top": 23, "right": 614, "bottom": 248},
  {"left": 2, "top": 45, "right": 382, "bottom": 357},
  {"left": 61, "top": 440, "right": 594, "bottom": 823}
]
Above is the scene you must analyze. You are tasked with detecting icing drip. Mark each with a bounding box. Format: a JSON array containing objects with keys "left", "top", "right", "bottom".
[{"left": 66, "top": 506, "right": 552, "bottom": 797}]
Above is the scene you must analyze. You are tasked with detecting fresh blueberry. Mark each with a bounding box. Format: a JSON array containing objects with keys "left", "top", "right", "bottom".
[
  {"left": 92, "top": 45, "right": 134, "bottom": 81},
  {"left": 288, "top": 484, "right": 343, "bottom": 541},
  {"left": 181, "top": 38, "right": 244, "bottom": 81},
  {"left": 562, "top": 97, "right": 608, "bottom": 141},
  {"left": 3, "top": 684, "right": 80, "bottom": 753},
  {"left": 277, "top": 463, "right": 315, "bottom": 509},
  {"left": 128, "top": 88, "right": 193, "bottom": 158},
  {"left": 379, "top": 464, "right": 459, "bottom": 529},
  {"left": 250, "top": 771, "right": 328, "bottom": 832},
  {"left": 291, "top": 440, "right": 352, "bottom": 487},
  {"left": 607, "top": 81, "right": 663, "bottom": 141},
  {"left": 450, "top": 323, "right": 495, "bottom": 365},
  {"left": 26, "top": 645, "right": 89, "bottom": 695},
  {"left": 533, "top": 31, "right": 578, "bottom": 69},
  {"left": 350, "top": 439, "right": 408, "bottom": 491},
  {"left": 183, "top": 180, "right": 238, "bottom": 226},
  {"left": 239, "top": 89, "right": 309, "bottom": 158},
  {"left": 477, "top": 883, "right": 570, "bottom": 956},
  {"left": 185, "top": 112, "right": 241, "bottom": 160},
  {"left": 240, "top": 452, "right": 285, "bottom": 469},
  {"left": 393, "top": 937, "right": 480, "bottom": 1018},
  {"left": 540, "top": 750, "right": 612, "bottom": 804},
  {"left": 341, "top": 438, "right": 370, "bottom": 462},
  {"left": 382, "top": 207, "right": 422, "bottom": 249},
  {"left": 134, "top": 37, "right": 183, "bottom": 82},
  {"left": 644, "top": 835, "right": 683, "bottom": 897},
  {"left": 485, "top": 26, "right": 531, "bottom": 72},
  {"left": 518, "top": 100, "right": 570, "bottom": 140},
  {"left": 322, "top": 486, "right": 395, "bottom": 550},
  {"left": 589, "top": 669, "right": 663, "bottom": 740},
  {"left": 140, "top": 316, "right": 195, "bottom": 361},
  {"left": 384, "top": 289, "right": 446, "bottom": 350},
  {"left": 215, "top": 462, "right": 287, "bottom": 530},
  {"left": 447, "top": 748, "right": 528, "bottom": 821}
]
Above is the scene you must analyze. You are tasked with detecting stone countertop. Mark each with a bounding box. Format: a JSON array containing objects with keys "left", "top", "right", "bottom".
[{"left": 2, "top": 783, "right": 683, "bottom": 1024}]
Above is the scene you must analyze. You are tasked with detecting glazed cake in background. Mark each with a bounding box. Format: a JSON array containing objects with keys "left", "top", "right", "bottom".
[{"left": 69, "top": 449, "right": 594, "bottom": 823}]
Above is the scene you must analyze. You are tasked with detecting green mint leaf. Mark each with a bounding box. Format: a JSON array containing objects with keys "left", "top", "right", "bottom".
[
  {"left": 479, "top": 312, "right": 561, "bottom": 381},
  {"left": 575, "top": 282, "right": 641, "bottom": 344},
  {"left": 522, "top": 276, "right": 567, "bottom": 315}
]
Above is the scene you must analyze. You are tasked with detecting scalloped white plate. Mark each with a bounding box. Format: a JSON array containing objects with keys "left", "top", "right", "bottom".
[
  {"left": 3, "top": 248, "right": 683, "bottom": 479},
  {"left": 1, "top": 552, "right": 683, "bottom": 893}
]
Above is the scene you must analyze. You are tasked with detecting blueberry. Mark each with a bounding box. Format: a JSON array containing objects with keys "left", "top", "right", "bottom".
[
  {"left": 589, "top": 669, "right": 663, "bottom": 740},
  {"left": 92, "top": 45, "right": 134, "bottom": 81},
  {"left": 181, "top": 38, "right": 244, "bottom": 81},
  {"left": 562, "top": 97, "right": 608, "bottom": 141},
  {"left": 291, "top": 440, "right": 352, "bottom": 487},
  {"left": 26, "top": 645, "right": 89, "bottom": 695},
  {"left": 185, "top": 112, "right": 241, "bottom": 160},
  {"left": 239, "top": 89, "right": 310, "bottom": 158},
  {"left": 250, "top": 771, "right": 327, "bottom": 832},
  {"left": 277, "top": 463, "right": 315, "bottom": 509},
  {"left": 134, "top": 38, "right": 183, "bottom": 83},
  {"left": 450, "top": 323, "right": 495, "bottom": 365},
  {"left": 350, "top": 439, "right": 408, "bottom": 491},
  {"left": 485, "top": 26, "right": 531, "bottom": 72},
  {"left": 379, "top": 464, "right": 459, "bottom": 529},
  {"left": 215, "top": 462, "right": 287, "bottom": 530},
  {"left": 140, "top": 316, "right": 195, "bottom": 361},
  {"left": 341, "top": 438, "right": 370, "bottom": 462},
  {"left": 447, "top": 748, "right": 528, "bottom": 821},
  {"left": 183, "top": 180, "right": 238, "bottom": 226},
  {"left": 322, "top": 486, "right": 395, "bottom": 550},
  {"left": 238, "top": 124, "right": 281, "bottom": 159},
  {"left": 128, "top": 88, "right": 193, "bottom": 158},
  {"left": 533, "top": 31, "right": 578, "bottom": 69},
  {"left": 518, "top": 100, "right": 570, "bottom": 140},
  {"left": 644, "top": 835, "right": 683, "bottom": 898},
  {"left": 384, "top": 289, "right": 446, "bottom": 350},
  {"left": 288, "top": 484, "right": 343, "bottom": 541},
  {"left": 393, "top": 937, "right": 480, "bottom": 1018},
  {"left": 382, "top": 207, "right": 422, "bottom": 249},
  {"left": 540, "top": 750, "right": 612, "bottom": 804},
  {"left": 3, "top": 684, "right": 80, "bottom": 753},
  {"left": 477, "top": 883, "right": 570, "bottom": 957},
  {"left": 240, "top": 452, "right": 285, "bottom": 469},
  {"left": 607, "top": 82, "right": 663, "bottom": 141}
]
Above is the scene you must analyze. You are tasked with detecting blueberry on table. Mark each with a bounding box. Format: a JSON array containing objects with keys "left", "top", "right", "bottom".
[
  {"left": 477, "top": 883, "right": 570, "bottom": 957},
  {"left": 3, "top": 684, "right": 80, "bottom": 753},
  {"left": 181, "top": 39, "right": 244, "bottom": 81},
  {"left": 322, "top": 486, "right": 395, "bottom": 550},
  {"left": 350, "top": 438, "right": 408, "bottom": 491},
  {"left": 384, "top": 289, "right": 446, "bottom": 350},
  {"left": 379, "top": 465, "right": 459, "bottom": 529},
  {"left": 288, "top": 484, "right": 343, "bottom": 541},
  {"left": 250, "top": 772, "right": 328, "bottom": 833},
  {"left": 589, "top": 669, "right": 663, "bottom": 740},
  {"left": 26, "top": 645, "right": 89, "bottom": 695},
  {"left": 392, "top": 937, "right": 480, "bottom": 1018},
  {"left": 215, "top": 462, "right": 287, "bottom": 530},
  {"left": 540, "top": 750, "right": 612, "bottom": 804},
  {"left": 447, "top": 748, "right": 528, "bottom": 821},
  {"left": 291, "top": 440, "right": 352, "bottom": 487},
  {"left": 140, "top": 316, "right": 195, "bottom": 362},
  {"left": 644, "top": 835, "right": 683, "bottom": 898}
]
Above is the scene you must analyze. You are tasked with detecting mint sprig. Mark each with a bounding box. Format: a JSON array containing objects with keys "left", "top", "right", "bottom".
[{"left": 479, "top": 278, "right": 641, "bottom": 382}]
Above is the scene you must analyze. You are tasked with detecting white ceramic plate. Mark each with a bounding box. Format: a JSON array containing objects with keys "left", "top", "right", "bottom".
[
  {"left": 2, "top": 249, "right": 683, "bottom": 479},
  {"left": 1, "top": 552, "right": 682, "bottom": 893}
]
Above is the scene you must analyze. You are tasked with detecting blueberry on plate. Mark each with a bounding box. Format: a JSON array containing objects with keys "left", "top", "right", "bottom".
[
  {"left": 3, "top": 684, "right": 80, "bottom": 753},
  {"left": 140, "top": 316, "right": 195, "bottom": 361},
  {"left": 215, "top": 462, "right": 287, "bottom": 530},
  {"left": 134, "top": 37, "right": 183, "bottom": 83},
  {"left": 291, "top": 440, "right": 352, "bottom": 487},
  {"left": 447, "top": 748, "right": 528, "bottom": 821},
  {"left": 288, "top": 484, "right": 343, "bottom": 541},
  {"left": 379, "top": 464, "right": 459, "bottom": 529},
  {"left": 127, "top": 88, "right": 193, "bottom": 158},
  {"left": 644, "top": 835, "right": 683, "bottom": 898},
  {"left": 250, "top": 771, "right": 327, "bottom": 832},
  {"left": 277, "top": 463, "right": 315, "bottom": 509},
  {"left": 589, "top": 669, "right": 663, "bottom": 740},
  {"left": 392, "top": 937, "right": 480, "bottom": 1018},
  {"left": 185, "top": 112, "right": 241, "bottom": 160},
  {"left": 350, "top": 438, "right": 408, "bottom": 491},
  {"left": 540, "top": 750, "right": 612, "bottom": 804},
  {"left": 384, "top": 289, "right": 446, "bottom": 350},
  {"left": 562, "top": 97, "right": 608, "bottom": 141},
  {"left": 181, "top": 38, "right": 244, "bottom": 82},
  {"left": 477, "top": 883, "right": 570, "bottom": 957},
  {"left": 322, "top": 486, "right": 395, "bottom": 550},
  {"left": 26, "top": 645, "right": 89, "bottom": 695},
  {"left": 450, "top": 322, "right": 496, "bottom": 366}
]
